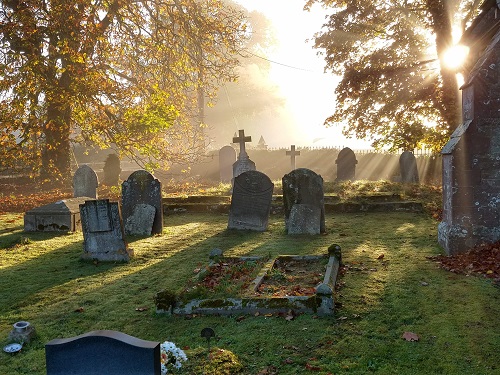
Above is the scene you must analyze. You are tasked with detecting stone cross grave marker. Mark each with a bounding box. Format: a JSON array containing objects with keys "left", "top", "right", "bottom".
[
  {"left": 286, "top": 145, "right": 301, "bottom": 170},
  {"left": 335, "top": 147, "right": 357, "bottom": 181},
  {"left": 219, "top": 145, "right": 237, "bottom": 183},
  {"left": 228, "top": 170, "right": 274, "bottom": 231},
  {"left": 73, "top": 165, "right": 98, "bottom": 198},
  {"left": 45, "top": 330, "right": 160, "bottom": 375},
  {"left": 80, "top": 199, "right": 132, "bottom": 262},
  {"left": 399, "top": 151, "right": 419, "bottom": 183},
  {"left": 282, "top": 168, "right": 325, "bottom": 234},
  {"left": 232, "top": 129, "right": 256, "bottom": 179},
  {"left": 121, "top": 170, "right": 163, "bottom": 235}
]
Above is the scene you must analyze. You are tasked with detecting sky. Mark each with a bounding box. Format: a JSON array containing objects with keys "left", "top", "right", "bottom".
[{"left": 231, "top": 0, "right": 373, "bottom": 149}]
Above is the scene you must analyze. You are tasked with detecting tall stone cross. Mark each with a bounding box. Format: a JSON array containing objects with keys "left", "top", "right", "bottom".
[
  {"left": 233, "top": 129, "right": 252, "bottom": 158},
  {"left": 286, "top": 145, "right": 301, "bottom": 170}
]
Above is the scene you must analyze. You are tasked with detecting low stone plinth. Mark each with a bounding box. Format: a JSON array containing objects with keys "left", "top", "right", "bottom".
[{"left": 24, "top": 197, "right": 94, "bottom": 232}]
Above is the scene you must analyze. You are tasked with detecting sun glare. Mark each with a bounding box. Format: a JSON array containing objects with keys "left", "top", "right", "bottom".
[{"left": 442, "top": 44, "right": 469, "bottom": 70}]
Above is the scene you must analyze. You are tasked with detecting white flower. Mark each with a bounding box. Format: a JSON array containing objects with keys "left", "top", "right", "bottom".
[{"left": 160, "top": 341, "right": 188, "bottom": 374}]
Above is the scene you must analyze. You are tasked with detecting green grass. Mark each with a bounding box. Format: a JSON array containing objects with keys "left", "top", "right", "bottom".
[{"left": 0, "top": 207, "right": 498, "bottom": 374}]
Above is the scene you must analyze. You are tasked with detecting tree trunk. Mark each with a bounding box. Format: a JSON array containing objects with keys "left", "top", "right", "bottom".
[
  {"left": 40, "top": 96, "right": 72, "bottom": 185},
  {"left": 427, "top": 0, "right": 462, "bottom": 136}
]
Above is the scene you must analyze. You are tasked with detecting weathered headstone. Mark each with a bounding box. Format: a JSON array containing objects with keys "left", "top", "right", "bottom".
[
  {"left": 124, "top": 203, "right": 156, "bottom": 236},
  {"left": 80, "top": 199, "right": 132, "bottom": 262},
  {"left": 102, "top": 153, "right": 121, "bottom": 186},
  {"left": 121, "top": 170, "right": 163, "bottom": 235},
  {"left": 399, "top": 151, "right": 419, "bottom": 183},
  {"left": 219, "top": 145, "right": 237, "bottom": 183},
  {"left": 232, "top": 129, "right": 256, "bottom": 180},
  {"left": 45, "top": 330, "right": 160, "bottom": 375},
  {"left": 24, "top": 197, "right": 91, "bottom": 232},
  {"left": 439, "top": 1, "right": 500, "bottom": 255},
  {"left": 286, "top": 145, "right": 301, "bottom": 171},
  {"left": 282, "top": 168, "right": 325, "bottom": 234},
  {"left": 228, "top": 170, "right": 274, "bottom": 231},
  {"left": 335, "top": 147, "right": 357, "bottom": 181},
  {"left": 73, "top": 165, "right": 98, "bottom": 198},
  {"left": 287, "top": 204, "right": 321, "bottom": 235}
]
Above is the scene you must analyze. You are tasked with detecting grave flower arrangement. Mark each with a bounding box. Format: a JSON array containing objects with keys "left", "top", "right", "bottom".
[{"left": 160, "top": 341, "right": 188, "bottom": 374}]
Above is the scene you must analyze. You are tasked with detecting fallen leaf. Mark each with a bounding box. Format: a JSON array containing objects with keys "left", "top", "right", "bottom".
[
  {"left": 74, "top": 307, "right": 84, "bottom": 313},
  {"left": 402, "top": 331, "right": 420, "bottom": 341},
  {"left": 377, "top": 254, "right": 385, "bottom": 260},
  {"left": 305, "top": 363, "right": 321, "bottom": 371},
  {"left": 135, "top": 306, "right": 148, "bottom": 312},
  {"left": 283, "top": 358, "right": 294, "bottom": 364}
]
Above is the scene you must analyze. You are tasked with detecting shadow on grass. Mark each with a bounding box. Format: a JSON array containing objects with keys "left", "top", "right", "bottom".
[
  {"left": 0, "top": 240, "right": 117, "bottom": 314},
  {"left": 307, "top": 216, "right": 500, "bottom": 374}
]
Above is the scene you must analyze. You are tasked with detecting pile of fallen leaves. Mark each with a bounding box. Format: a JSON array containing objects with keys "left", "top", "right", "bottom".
[
  {"left": 428, "top": 242, "right": 500, "bottom": 283},
  {"left": 0, "top": 182, "right": 120, "bottom": 214}
]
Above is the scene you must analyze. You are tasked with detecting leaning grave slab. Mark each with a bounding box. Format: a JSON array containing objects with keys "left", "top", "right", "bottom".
[
  {"left": 24, "top": 197, "right": 94, "bottom": 232},
  {"left": 155, "top": 245, "right": 341, "bottom": 317}
]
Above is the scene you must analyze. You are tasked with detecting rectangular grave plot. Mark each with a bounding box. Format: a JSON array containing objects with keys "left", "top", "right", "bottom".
[
  {"left": 251, "top": 256, "right": 329, "bottom": 298},
  {"left": 181, "top": 257, "right": 268, "bottom": 301},
  {"left": 162, "top": 253, "right": 340, "bottom": 317}
]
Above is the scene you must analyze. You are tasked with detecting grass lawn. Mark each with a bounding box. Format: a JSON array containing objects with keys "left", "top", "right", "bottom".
[{"left": 0, "top": 202, "right": 499, "bottom": 373}]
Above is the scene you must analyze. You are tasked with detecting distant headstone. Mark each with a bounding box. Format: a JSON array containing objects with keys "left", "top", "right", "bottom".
[
  {"left": 282, "top": 168, "right": 325, "bottom": 234},
  {"left": 399, "top": 151, "right": 419, "bottom": 183},
  {"left": 80, "top": 199, "right": 132, "bottom": 262},
  {"left": 45, "top": 330, "right": 160, "bottom": 375},
  {"left": 102, "top": 154, "right": 121, "bottom": 186},
  {"left": 232, "top": 129, "right": 256, "bottom": 180},
  {"left": 219, "top": 146, "right": 237, "bottom": 183},
  {"left": 24, "top": 197, "right": 92, "bottom": 232},
  {"left": 287, "top": 204, "right": 321, "bottom": 235},
  {"left": 286, "top": 145, "right": 301, "bottom": 171},
  {"left": 335, "top": 147, "right": 357, "bottom": 181},
  {"left": 121, "top": 170, "right": 163, "bottom": 235},
  {"left": 124, "top": 203, "right": 156, "bottom": 236},
  {"left": 228, "top": 170, "right": 274, "bottom": 231},
  {"left": 73, "top": 165, "right": 98, "bottom": 198},
  {"left": 438, "top": 0, "right": 500, "bottom": 255}
]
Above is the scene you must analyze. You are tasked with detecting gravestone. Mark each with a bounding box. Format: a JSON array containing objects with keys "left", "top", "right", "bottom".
[
  {"left": 80, "top": 199, "right": 132, "bottom": 262},
  {"left": 399, "top": 151, "right": 419, "bottom": 183},
  {"left": 73, "top": 165, "right": 98, "bottom": 198},
  {"left": 121, "top": 170, "right": 163, "bottom": 235},
  {"left": 124, "top": 203, "right": 156, "bottom": 236},
  {"left": 438, "top": 1, "right": 500, "bottom": 255},
  {"left": 45, "top": 330, "right": 160, "bottom": 375},
  {"left": 219, "top": 145, "right": 237, "bottom": 183},
  {"left": 335, "top": 147, "right": 357, "bottom": 181},
  {"left": 228, "top": 170, "right": 274, "bottom": 231},
  {"left": 24, "top": 197, "right": 91, "bottom": 232},
  {"left": 286, "top": 145, "right": 301, "bottom": 171},
  {"left": 282, "top": 168, "right": 325, "bottom": 234},
  {"left": 103, "top": 153, "right": 121, "bottom": 186},
  {"left": 232, "top": 129, "right": 256, "bottom": 180},
  {"left": 287, "top": 204, "right": 321, "bottom": 235}
]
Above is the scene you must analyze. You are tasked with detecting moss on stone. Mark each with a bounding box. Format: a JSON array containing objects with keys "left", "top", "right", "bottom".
[{"left": 154, "top": 289, "right": 177, "bottom": 311}]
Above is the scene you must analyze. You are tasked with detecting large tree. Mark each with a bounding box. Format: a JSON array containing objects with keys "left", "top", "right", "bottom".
[
  {"left": 0, "top": 0, "right": 248, "bottom": 183},
  {"left": 305, "top": 0, "right": 482, "bottom": 152}
]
